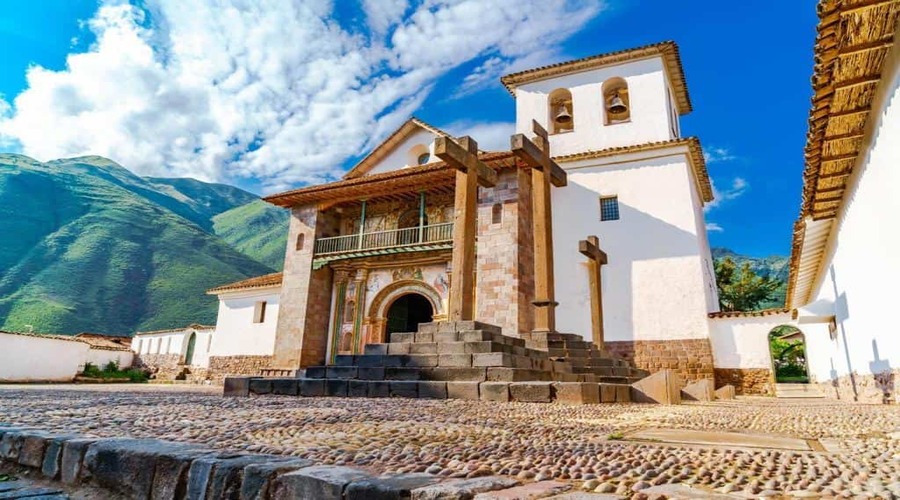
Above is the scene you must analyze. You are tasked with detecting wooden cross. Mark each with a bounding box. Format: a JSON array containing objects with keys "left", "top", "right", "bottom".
[
  {"left": 511, "top": 120, "right": 567, "bottom": 334},
  {"left": 434, "top": 135, "right": 497, "bottom": 321},
  {"left": 579, "top": 235, "right": 608, "bottom": 347}
]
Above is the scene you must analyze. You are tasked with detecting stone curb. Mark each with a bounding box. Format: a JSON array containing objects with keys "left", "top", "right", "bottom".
[{"left": 0, "top": 423, "right": 539, "bottom": 499}]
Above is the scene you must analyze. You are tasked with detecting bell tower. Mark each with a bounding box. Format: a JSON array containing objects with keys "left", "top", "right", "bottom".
[{"left": 501, "top": 42, "right": 691, "bottom": 157}]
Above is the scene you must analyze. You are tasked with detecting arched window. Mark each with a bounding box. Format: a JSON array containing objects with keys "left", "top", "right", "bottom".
[
  {"left": 408, "top": 144, "right": 430, "bottom": 166},
  {"left": 602, "top": 77, "right": 630, "bottom": 124},
  {"left": 548, "top": 88, "right": 574, "bottom": 134},
  {"left": 296, "top": 233, "right": 305, "bottom": 251}
]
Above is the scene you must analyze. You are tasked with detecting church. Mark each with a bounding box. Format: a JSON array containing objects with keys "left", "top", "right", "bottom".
[{"left": 135, "top": 0, "right": 899, "bottom": 404}]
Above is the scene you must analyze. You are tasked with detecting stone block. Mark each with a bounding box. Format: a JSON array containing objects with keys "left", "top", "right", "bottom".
[
  {"left": 555, "top": 383, "right": 600, "bottom": 405},
  {"left": 385, "top": 368, "right": 421, "bottom": 380},
  {"left": 206, "top": 454, "right": 283, "bottom": 499},
  {"left": 510, "top": 382, "right": 553, "bottom": 403},
  {"left": 459, "top": 330, "right": 493, "bottom": 342},
  {"left": 447, "top": 382, "right": 480, "bottom": 400},
  {"left": 348, "top": 380, "right": 369, "bottom": 397},
  {"left": 599, "top": 384, "right": 617, "bottom": 403},
  {"left": 382, "top": 355, "right": 403, "bottom": 367},
  {"left": 437, "top": 342, "right": 467, "bottom": 354},
  {"left": 403, "top": 355, "right": 438, "bottom": 368},
  {"left": 84, "top": 438, "right": 203, "bottom": 499},
  {"left": 417, "top": 323, "right": 438, "bottom": 334},
  {"left": 631, "top": 369, "right": 681, "bottom": 405},
  {"left": 391, "top": 332, "right": 415, "bottom": 343},
  {"left": 418, "top": 381, "right": 448, "bottom": 399},
  {"left": 421, "top": 367, "right": 487, "bottom": 382},
  {"left": 60, "top": 438, "right": 97, "bottom": 484},
  {"left": 480, "top": 382, "right": 510, "bottom": 402},
  {"left": 388, "top": 343, "right": 411, "bottom": 355},
  {"left": 487, "top": 368, "right": 551, "bottom": 382},
  {"left": 437, "top": 321, "right": 460, "bottom": 333},
  {"left": 464, "top": 341, "right": 502, "bottom": 354},
  {"left": 346, "top": 473, "right": 442, "bottom": 500},
  {"left": 390, "top": 381, "right": 419, "bottom": 398},
  {"left": 274, "top": 465, "right": 371, "bottom": 500},
  {"left": 439, "top": 354, "right": 472, "bottom": 367},
  {"left": 415, "top": 332, "right": 434, "bottom": 343},
  {"left": 434, "top": 331, "right": 459, "bottom": 342},
  {"left": 152, "top": 448, "right": 220, "bottom": 500},
  {"left": 333, "top": 355, "right": 355, "bottom": 366},
  {"left": 305, "top": 366, "right": 327, "bottom": 378},
  {"left": 474, "top": 480, "right": 570, "bottom": 499},
  {"left": 271, "top": 378, "right": 299, "bottom": 396},
  {"left": 242, "top": 459, "right": 314, "bottom": 500},
  {"left": 357, "top": 355, "right": 385, "bottom": 367},
  {"left": 472, "top": 352, "right": 511, "bottom": 367},
  {"left": 715, "top": 384, "right": 736, "bottom": 400},
  {"left": 223, "top": 377, "right": 252, "bottom": 397},
  {"left": 358, "top": 367, "right": 386, "bottom": 380},
  {"left": 364, "top": 344, "right": 389, "bottom": 355},
  {"left": 249, "top": 378, "right": 273, "bottom": 395},
  {"left": 18, "top": 431, "right": 50, "bottom": 468},
  {"left": 0, "top": 430, "right": 23, "bottom": 461},
  {"left": 300, "top": 378, "right": 325, "bottom": 397},
  {"left": 616, "top": 384, "right": 631, "bottom": 403},
  {"left": 42, "top": 435, "right": 79, "bottom": 479},
  {"left": 327, "top": 366, "right": 358, "bottom": 379},
  {"left": 368, "top": 381, "right": 390, "bottom": 398},
  {"left": 682, "top": 379, "right": 715, "bottom": 401},
  {"left": 411, "top": 477, "right": 519, "bottom": 500},
  {"left": 410, "top": 343, "right": 438, "bottom": 355},
  {"left": 325, "top": 379, "right": 349, "bottom": 397}
]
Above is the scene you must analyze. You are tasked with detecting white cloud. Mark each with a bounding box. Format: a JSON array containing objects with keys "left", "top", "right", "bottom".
[
  {"left": 0, "top": 0, "right": 604, "bottom": 193},
  {"left": 703, "top": 146, "right": 736, "bottom": 164},
  {"left": 442, "top": 120, "right": 516, "bottom": 152},
  {"left": 705, "top": 176, "right": 748, "bottom": 212},
  {"left": 706, "top": 222, "right": 724, "bottom": 232}
]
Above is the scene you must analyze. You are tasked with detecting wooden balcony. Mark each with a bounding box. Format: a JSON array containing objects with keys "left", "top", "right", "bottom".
[{"left": 312, "top": 222, "right": 453, "bottom": 267}]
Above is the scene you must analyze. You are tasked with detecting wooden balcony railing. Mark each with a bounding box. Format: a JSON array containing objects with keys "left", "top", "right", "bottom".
[{"left": 314, "top": 222, "right": 453, "bottom": 256}]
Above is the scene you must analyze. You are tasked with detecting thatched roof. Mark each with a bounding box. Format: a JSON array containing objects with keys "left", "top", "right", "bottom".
[
  {"left": 788, "top": 0, "right": 899, "bottom": 308},
  {"left": 500, "top": 41, "right": 692, "bottom": 114}
]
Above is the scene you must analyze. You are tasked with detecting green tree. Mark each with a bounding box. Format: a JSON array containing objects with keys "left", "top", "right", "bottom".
[{"left": 714, "top": 257, "right": 781, "bottom": 311}]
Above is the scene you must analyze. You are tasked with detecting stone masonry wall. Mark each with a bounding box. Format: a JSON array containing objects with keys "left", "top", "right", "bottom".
[
  {"left": 476, "top": 170, "right": 525, "bottom": 335},
  {"left": 133, "top": 354, "right": 182, "bottom": 381},
  {"left": 714, "top": 368, "right": 774, "bottom": 396},
  {"left": 606, "top": 339, "right": 715, "bottom": 385},
  {"left": 207, "top": 355, "right": 274, "bottom": 383},
  {"left": 813, "top": 368, "right": 900, "bottom": 404}
]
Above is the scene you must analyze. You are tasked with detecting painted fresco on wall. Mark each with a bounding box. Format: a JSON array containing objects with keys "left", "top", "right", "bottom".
[
  {"left": 392, "top": 266, "right": 424, "bottom": 281},
  {"left": 363, "top": 264, "right": 450, "bottom": 314},
  {"left": 433, "top": 273, "right": 449, "bottom": 295}
]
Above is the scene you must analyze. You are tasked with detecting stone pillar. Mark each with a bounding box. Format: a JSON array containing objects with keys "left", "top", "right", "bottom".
[
  {"left": 351, "top": 269, "right": 369, "bottom": 353},
  {"left": 271, "top": 205, "right": 336, "bottom": 370},
  {"left": 327, "top": 271, "right": 350, "bottom": 364}
]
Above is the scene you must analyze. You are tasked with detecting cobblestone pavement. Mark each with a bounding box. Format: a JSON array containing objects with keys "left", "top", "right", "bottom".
[{"left": 2, "top": 384, "right": 899, "bottom": 498}]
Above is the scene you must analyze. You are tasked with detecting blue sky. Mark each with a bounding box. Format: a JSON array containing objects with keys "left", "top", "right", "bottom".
[{"left": 0, "top": 1, "right": 818, "bottom": 257}]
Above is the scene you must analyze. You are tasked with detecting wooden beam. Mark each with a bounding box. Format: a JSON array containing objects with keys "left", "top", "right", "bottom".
[
  {"left": 434, "top": 136, "right": 497, "bottom": 187},
  {"left": 510, "top": 134, "right": 567, "bottom": 187}
]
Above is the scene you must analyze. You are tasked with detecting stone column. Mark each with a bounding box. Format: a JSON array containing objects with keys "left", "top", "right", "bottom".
[
  {"left": 328, "top": 270, "right": 350, "bottom": 364},
  {"left": 271, "top": 205, "right": 336, "bottom": 370},
  {"left": 351, "top": 269, "right": 369, "bottom": 353}
]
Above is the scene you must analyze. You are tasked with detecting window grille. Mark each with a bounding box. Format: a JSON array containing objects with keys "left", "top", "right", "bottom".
[{"left": 600, "top": 196, "right": 619, "bottom": 221}]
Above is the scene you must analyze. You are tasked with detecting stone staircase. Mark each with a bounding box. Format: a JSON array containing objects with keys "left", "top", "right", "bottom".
[
  {"left": 775, "top": 383, "right": 825, "bottom": 399},
  {"left": 246, "top": 320, "right": 651, "bottom": 404}
]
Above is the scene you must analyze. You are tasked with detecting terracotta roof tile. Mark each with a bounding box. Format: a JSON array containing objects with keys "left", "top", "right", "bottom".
[
  {"left": 708, "top": 308, "right": 791, "bottom": 319},
  {"left": 206, "top": 272, "right": 283, "bottom": 295}
]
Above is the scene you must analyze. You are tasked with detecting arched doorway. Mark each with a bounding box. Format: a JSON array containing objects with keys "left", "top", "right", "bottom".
[
  {"left": 768, "top": 325, "right": 809, "bottom": 383},
  {"left": 386, "top": 293, "right": 434, "bottom": 335},
  {"left": 184, "top": 332, "right": 197, "bottom": 365}
]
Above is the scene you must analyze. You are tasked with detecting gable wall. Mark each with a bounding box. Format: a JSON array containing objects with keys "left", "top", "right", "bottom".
[{"left": 365, "top": 129, "right": 439, "bottom": 177}]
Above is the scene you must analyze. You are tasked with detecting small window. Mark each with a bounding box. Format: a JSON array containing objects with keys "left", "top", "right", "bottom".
[
  {"left": 417, "top": 153, "right": 430, "bottom": 165},
  {"left": 253, "top": 301, "right": 267, "bottom": 323},
  {"left": 296, "top": 233, "right": 305, "bottom": 251},
  {"left": 600, "top": 196, "right": 620, "bottom": 221},
  {"left": 491, "top": 203, "right": 502, "bottom": 224}
]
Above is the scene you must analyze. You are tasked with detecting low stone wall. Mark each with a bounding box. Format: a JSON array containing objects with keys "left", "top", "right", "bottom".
[
  {"left": 713, "top": 368, "right": 774, "bottom": 396},
  {"left": 207, "top": 355, "right": 273, "bottom": 383},
  {"left": 813, "top": 368, "right": 900, "bottom": 404},
  {"left": 134, "top": 353, "right": 183, "bottom": 381},
  {"left": 0, "top": 425, "right": 531, "bottom": 499},
  {"left": 605, "top": 339, "right": 715, "bottom": 385}
]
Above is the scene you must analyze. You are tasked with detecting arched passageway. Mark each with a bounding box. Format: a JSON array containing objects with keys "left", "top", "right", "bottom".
[
  {"left": 768, "top": 325, "right": 809, "bottom": 383},
  {"left": 386, "top": 293, "right": 434, "bottom": 335}
]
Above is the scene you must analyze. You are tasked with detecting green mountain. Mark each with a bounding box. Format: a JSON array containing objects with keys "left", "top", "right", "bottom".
[
  {"left": 711, "top": 247, "right": 789, "bottom": 309},
  {"left": 0, "top": 154, "right": 281, "bottom": 335},
  {"left": 213, "top": 200, "right": 289, "bottom": 270}
]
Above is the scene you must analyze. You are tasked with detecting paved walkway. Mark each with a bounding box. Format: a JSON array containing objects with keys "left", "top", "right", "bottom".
[{"left": 1, "top": 384, "right": 898, "bottom": 497}]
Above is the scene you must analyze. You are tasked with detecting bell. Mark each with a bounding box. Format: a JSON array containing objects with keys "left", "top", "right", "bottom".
[
  {"left": 607, "top": 94, "right": 627, "bottom": 115},
  {"left": 554, "top": 104, "right": 572, "bottom": 124}
]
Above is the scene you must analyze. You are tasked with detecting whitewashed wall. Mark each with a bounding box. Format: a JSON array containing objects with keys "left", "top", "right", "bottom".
[
  {"left": 708, "top": 314, "right": 793, "bottom": 369},
  {"left": 553, "top": 149, "right": 714, "bottom": 342},
  {"left": 86, "top": 348, "right": 134, "bottom": 369},
  {"left": 209, "top": 288, "right": 280, "bottom": 357},
  {"left": 365, "top": 129, "right": 439, "bottom": 176},
  {"left": 132, "top": 327, "right": 214, "bottom": 367},
  {"left": 0, "top": 332, "right": 88, "bottom": 382},
  {"left": 514, "top": 56, "right": 679, "bottom": 156},
  {"left": 800, "top": 48, "right": 900, "bottom": 384}
]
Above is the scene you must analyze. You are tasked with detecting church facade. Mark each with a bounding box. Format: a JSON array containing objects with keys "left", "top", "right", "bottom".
[{"left": 256, "top": 41, "right": 721, "bottom": 386}]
